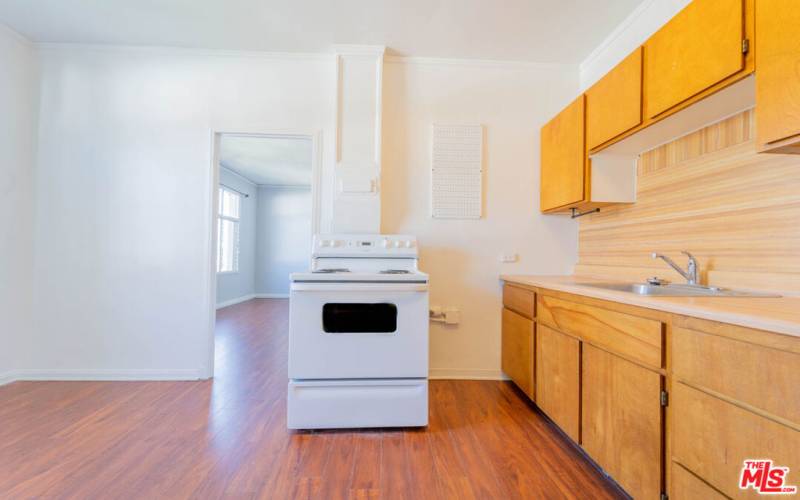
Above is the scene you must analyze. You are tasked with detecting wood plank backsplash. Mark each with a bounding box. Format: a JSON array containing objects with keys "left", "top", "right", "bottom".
[{"left": 576, "top": 110, "right": 800, "bottom": 294}]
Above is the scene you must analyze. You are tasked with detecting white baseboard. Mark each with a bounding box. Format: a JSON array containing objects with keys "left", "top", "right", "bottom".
[
  {"left": 255, "top": 293, "right": 289, "bottom": 299},
  {"left": 216, "top": 293, "right": 256, "bottom": 309},
  {"left": 0, "top": 371, "right": 17, "bottom": 387},
  {"left": 3, "top": 368, "right": 205, "bottom": 383},
  {"left": 429, "top": 368, "right": 509, "bottom": 381},
  {"left": 216, "top": 293, "right": 288, "bottom": 308}
]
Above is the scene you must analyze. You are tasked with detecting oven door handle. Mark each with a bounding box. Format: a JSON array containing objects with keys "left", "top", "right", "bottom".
[{"left": 291, "top": 282, "right": 428, "bottom": 292}]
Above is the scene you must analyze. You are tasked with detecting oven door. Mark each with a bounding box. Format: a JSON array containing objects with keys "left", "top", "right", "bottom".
[{"left": 289, "top": 281, "right": 429, "bottom": 379}]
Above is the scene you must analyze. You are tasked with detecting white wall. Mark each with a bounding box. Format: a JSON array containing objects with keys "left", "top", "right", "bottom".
[
  {"left": 579, "top": 0, "right": 691, "bottom": 90},
  {"left": 215, "top": 167, "right": 257, "bottom": 306},
  {"left": 255, "top": 186, "right": 312, "bottom": 295},
  {"left": 31, "top": 45, "right": 335, "bottom": 378},
  {"left": 0, "top": 25, "right": 37, "bottom": 383},
  {"left": 24, "top": 42, "right": 582, "bottom": 381},
  {"left": 382, "top": 58, "right": 580, "bottom": 379}
]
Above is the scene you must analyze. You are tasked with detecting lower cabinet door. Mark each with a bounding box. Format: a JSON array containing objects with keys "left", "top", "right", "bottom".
[
  {"left": 501, "top": 308, "right": 534, "bottom": 398},
  {"left": 672, "top": 382, "right": 800, "bottom": 499},
  {"left": 582, "top": 344, "right": 663, "bottom": 499},
  {"left": 536, "top": 324, "right": 580, "bottom": 441},
  {"left": 671, "top": 462, "right": 727, "bottom": 500}
]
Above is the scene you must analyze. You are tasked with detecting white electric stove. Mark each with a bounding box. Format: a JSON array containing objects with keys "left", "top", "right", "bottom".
[{"left": 287, "top": 234, "right": 429, "bottom": 430}]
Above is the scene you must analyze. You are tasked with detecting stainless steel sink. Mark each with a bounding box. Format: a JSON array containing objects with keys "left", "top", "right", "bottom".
[{"left": 575, "top": 282, "right": 781, "bottom": 298}]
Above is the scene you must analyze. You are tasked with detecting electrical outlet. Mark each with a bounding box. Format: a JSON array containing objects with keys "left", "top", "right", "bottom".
[
  {"left": 443, "top": 308, "right": 461, "bottom": 325},
  {"left": 499, "top": 253, "right": 518, "bottom": 263}
]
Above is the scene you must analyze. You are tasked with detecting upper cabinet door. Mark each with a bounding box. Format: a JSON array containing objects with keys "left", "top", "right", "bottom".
[
  {"left": 756, "top": 0, "right": 800, "bottom": 150},
  {"left": 540, "top": 95, "right": 586, "bottom": 212},
  {"left": 644, "top": 0, "right": 745, "bottom": 119},
  {"left": 586, "top": 47, "right": 643, "bottom": 150}
]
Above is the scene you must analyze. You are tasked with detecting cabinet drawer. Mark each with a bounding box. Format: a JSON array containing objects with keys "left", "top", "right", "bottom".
[
  {"left": 671, "top": 463, "right": 727, "bottom": 500},
  {"left": 673, "top": 326, "right": 800, "bottom": 425},
  {"left": 538, "top": 294, "right": 663, "bottom": 369},
  {"left": 501, "top": 308, "right": 534, "bottom": 399},
  {"left": 672, "top": 382, "right": 800, "bottom": 499},
  {"left": 503, "top": 284, "right": 534, "bottom": 319}
]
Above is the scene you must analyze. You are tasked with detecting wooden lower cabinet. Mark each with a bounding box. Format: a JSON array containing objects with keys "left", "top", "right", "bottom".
[
  {"left": 501, "top": 283, "right": 800, "bottom": 500},
  {"left": 582, "top": 345, "right": 663, "bottom": 500},
  {"left": 503, "top": 284, "right": 535, "bottom": 319},
  {"left": 501, "top": 308, "right": 534, "bottom": 398},
  {"left": 535, "top": 324, "right": 580, "bottom": 442},
  {"left": 671, "top": 463, "right": 727, "bottom": 500},
  {"left": 672, "top": 382, "right": 800, "bottom": 499}
]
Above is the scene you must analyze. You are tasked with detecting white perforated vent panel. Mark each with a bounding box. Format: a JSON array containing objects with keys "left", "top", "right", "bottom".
[{"left": 431, "top": 124, "right": 483, "bottom": 219}]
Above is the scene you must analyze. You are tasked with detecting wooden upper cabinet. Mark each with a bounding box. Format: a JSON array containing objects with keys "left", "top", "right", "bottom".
[
  {"left": 501, "top": 308, "right": 534, "bottom": 399},
  {"left": 540, "top": 95, "right": 586, "bottom": 212},
  {"left": 756, "top": 0, "right": 800, "bottom": 152},
  {"left": 644, "top": 0, "right": 745, "bottom": 119},
  {"left": 586, "top": 47, "right": 643, "bottom": 150}
]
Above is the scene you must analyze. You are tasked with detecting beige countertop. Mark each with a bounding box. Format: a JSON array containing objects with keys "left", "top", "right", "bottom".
[{"left": 500, "top": 274, "right": 800, "bottom": 338}]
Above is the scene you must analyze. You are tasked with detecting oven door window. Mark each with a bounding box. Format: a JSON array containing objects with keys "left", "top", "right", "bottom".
[{"left": 322, "top": 303, "right": 398, "bottom": 333}]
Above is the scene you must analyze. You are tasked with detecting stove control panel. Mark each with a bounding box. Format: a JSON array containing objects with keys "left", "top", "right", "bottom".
[{"left": 313, "top": 234, "right": 418, "bottom": 258}]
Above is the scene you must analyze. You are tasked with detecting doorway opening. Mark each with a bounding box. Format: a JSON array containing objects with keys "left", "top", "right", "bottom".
[{"left": 205, "top": 131, "right": 322, "bottom": 378}]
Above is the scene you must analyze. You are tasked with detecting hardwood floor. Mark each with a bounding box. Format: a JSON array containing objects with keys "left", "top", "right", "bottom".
[{"left": 0, "top": 299, "right": 625, "bottom": 499}]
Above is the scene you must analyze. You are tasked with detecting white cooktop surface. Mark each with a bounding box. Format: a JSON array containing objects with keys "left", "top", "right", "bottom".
[{"left": 291, "top": 270, "right": 428, "bottom": 283}]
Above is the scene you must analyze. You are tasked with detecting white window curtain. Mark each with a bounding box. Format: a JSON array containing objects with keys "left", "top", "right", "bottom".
[{"left": 217, "top": 187, "right": 241, "bottom": 273}]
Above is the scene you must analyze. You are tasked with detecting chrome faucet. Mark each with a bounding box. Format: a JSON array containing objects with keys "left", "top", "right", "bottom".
[{"left": 651, "top": 251, "right": 698, "bottom": 285}]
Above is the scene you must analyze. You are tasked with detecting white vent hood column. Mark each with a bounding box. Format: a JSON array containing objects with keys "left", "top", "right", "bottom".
[{"left": 331, "top": 45, "right": 385, "bottom": 233}]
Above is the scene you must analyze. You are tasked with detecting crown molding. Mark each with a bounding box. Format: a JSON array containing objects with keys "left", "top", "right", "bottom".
[
  {"left": 385, "top": 54, "right": 575, "bottom": 71},
  {"left": 579, "top": 0, "right": 658, "bottom": 73},
  {"left": 579, "top": 0, "right": 691, "bottom": 88},
  {"left": 35, "top": 42, "right": 329, "bottom": 61},
  {"left": 219, "top": 164, "right": 258, "bottom": 187},
  {"left": 331, "top": 44, "right": 386, "bottom": 57},
  {"left": 257, "top": 183, "right": 311, "bottom": 190},
  {"left": 0, "top": 22, "right": 34, "bottom": 48}
]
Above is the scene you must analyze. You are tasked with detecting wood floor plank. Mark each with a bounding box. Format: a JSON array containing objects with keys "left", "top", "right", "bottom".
[
  {"left": 399, "top": 429, "right": 442, "bottom": 500},
  {"left": 348, "top": 433, "right": 383, "bottom": 499},
  {"left": 0, "top": 298, "right": 624, "bottom": 499},
  {"left": 379, "top": 432, "right": 414, "bottom": 500}
]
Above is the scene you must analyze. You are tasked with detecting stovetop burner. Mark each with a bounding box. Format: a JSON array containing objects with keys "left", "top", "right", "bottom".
[
  {"left": 312, "top": 268, "right": 351, "bottom": 274},
  {"left": 379, "top": 269, "right": 412, "bottom": 274}
]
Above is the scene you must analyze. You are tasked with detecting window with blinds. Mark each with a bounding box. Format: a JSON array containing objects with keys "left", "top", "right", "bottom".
[{"left": 217, "top": 187, "right": 241, "bottom": 273}]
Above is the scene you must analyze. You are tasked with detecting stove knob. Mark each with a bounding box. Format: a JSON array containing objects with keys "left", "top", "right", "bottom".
[
  {"left": 320, "top": 239, "right": 331, "bottom": 247},
  {"left": 402, "top": 240, "right": 413, "bottom": 248},
  {"left": 381, "top": 239, "right": 390, "bottom": 248},
  {"left": 330, "top": 240, "right": 340, "bottom": 247}
]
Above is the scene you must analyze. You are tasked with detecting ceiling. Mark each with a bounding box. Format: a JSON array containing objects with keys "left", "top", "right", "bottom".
[
  {"left": 0, "top": 0, "right": 644, "bottom": 63},
  {"left": 220, "top": 135, "right": 312, "bottom": 187}
]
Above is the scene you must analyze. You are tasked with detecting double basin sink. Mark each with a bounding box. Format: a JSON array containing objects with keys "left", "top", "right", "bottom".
[{"left": 577, "top": 282, "right": 781, "bottom": 298}]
